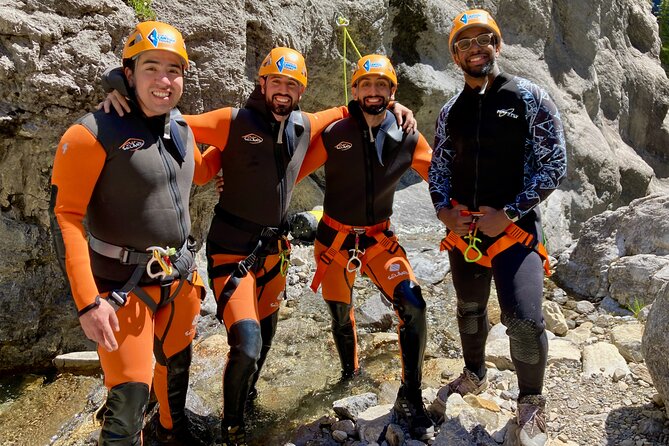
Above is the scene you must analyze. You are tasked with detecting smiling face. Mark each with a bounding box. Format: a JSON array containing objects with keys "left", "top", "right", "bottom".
[
  {"left": 453, "top": 26, "right": 500, "bottom": 83},
  {"left": 124, "top": 50, "right": 184, "bottom": 117},
  {"left": 352, "top": 74, "right": 396, "bottom": 116},
  {"left": 259, "top": 74, "right": 305, "bottom": 120}
]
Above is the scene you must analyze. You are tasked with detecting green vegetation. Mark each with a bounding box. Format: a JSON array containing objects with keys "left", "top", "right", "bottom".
[
  {"left": 127, "top": 0, "right": 156, "bottom": 21},
  {"left": 625, "top": 298, "right": 646, "bottom": 319}
]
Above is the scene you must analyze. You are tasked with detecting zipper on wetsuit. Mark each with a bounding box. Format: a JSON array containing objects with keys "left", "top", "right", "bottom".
[
  {"left": 474, "top": 94, "right": 483, "bottom": 210},
  {"left": 273, "top": 120, "right": 287, "bottom": 223},
  {"left": 363, "top": 127, "right": 375, "bottom": 224},
  {"left": 158, "top": 137, "right": 188, "bottom": 243}
]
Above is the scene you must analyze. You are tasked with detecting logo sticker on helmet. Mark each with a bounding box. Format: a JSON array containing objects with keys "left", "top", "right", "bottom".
[
  {"left": 242, "top": 133, "right": 264, "bottom": 144},
  {"left": 119, "top": 138, "right": 145, "bottom": 152},
  {"left": 334, "top": 141, "right": 353, "bottom": 151},
  {"left": 276, "top": 56, "right": 298, "bottom": 73},
  {"left": 147, "top": 28, "right": 177, "bottom": 48},
  {"left": 363, "top": 59, "right": 385, "bottom": 72}
]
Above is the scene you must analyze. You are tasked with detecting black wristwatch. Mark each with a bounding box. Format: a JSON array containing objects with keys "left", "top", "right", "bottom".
[
  {"left": 77, "top": 295, "right": 102, "bottom": 317},
  {"left": 503, "top": 205, "right": 520, "bottom": 222}
]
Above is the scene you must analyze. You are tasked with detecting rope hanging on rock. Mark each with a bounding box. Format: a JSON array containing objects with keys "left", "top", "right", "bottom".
[{"left": 335, "top": 13, "right": 362, "bottom": 104}]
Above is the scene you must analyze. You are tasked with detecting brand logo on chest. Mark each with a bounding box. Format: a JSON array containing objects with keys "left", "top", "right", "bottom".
[
  {"left": 119, "top": 138, "right": 145, "bottom": 152},
  {"left": 497, "top": 108, "right": 519, "bottom": 119},
  {"left": 334, "top": 141, "right": 353, "bottom": 151},
  {"left": 242, "top": 133, "right": 263, "bottom": 144}
]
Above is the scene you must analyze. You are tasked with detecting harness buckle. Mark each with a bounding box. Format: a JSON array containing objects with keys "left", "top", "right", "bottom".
[{"left": 108, "top": 290, "right": 128, "bottom": 311}]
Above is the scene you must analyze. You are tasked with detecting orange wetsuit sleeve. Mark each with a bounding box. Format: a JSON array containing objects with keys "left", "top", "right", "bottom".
[
  {"left": 411, "top": 133, "right": 433, "bottom": 182},
  {"left": 51, "top": 124, "right": 106, "bottom": 311},
  {"left": 184, "top": 108, "right": 233, "bottom": 183},
  {"left": 296, "top": 106, "right": 348, "bottom": 182},
  {"left": 297, "top": 134, "right": 328, "bottom": 182}
]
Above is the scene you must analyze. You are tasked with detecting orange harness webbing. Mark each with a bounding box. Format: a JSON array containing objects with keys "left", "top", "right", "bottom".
[
  {"left": 439, "top": 223, "right": 551, "bottom": 276},
  {"left": 310, "top": 214, "right": 399, "bottom": 292}
]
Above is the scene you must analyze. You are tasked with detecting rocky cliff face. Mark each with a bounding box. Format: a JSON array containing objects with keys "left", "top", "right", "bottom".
[{"left": 0, "top": 0, "right": 667, "bottom": 371}]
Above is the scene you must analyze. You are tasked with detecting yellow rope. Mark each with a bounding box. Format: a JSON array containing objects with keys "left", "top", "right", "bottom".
[{"left": 336, "top": 14, "right": 362, "bottom": 104}]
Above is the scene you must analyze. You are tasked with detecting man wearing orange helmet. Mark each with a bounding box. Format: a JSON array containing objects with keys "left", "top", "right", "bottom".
[
  {"left": 429, "top": 9, "right": 567, "bottom": 446},
  {"left": 50, "top": 22, "right": 210, "bottom": 445},
  {"left": 297, "top": 54, "right": 434, "bottom": 441},
  {"left": 103, "top": 44, "right": 416, "bottom": 444}
]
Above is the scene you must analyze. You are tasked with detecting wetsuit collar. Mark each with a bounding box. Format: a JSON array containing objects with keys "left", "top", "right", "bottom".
[{"left": 349, "top": 100, "right": 403, "bottom": 166}]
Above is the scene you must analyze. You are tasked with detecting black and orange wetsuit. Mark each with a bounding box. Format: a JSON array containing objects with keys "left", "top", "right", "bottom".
[
  {"left": 298, "top": 100, "right": 432, "bottom": 399},
  {"left": 183, "top": 85, "right": 348, "bottom": 431},
  {"left": 50, "top": 106, "right": 209, "bottom": 443},
  {"left": 429, "top": 73, "right": 567, "bottom": 397}
]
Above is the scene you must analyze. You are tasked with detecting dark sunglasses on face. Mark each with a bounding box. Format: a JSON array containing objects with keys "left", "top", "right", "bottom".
[{"left": 454, "top": 33, "right": 494, "bottom": 52}]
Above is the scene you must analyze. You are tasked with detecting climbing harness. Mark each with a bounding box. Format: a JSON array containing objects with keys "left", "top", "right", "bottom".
[
  {"left": 439, "top": 217, "right": 552, "bottom": 276},
  {"left": 87, "top": 234, "right": 199, "bottom": 314},
  {"left": 335, "top": 13, "right": 363, "bottom": 104},
  {"left": 310, "top": 214, "right": 399, "bottom": 292}
]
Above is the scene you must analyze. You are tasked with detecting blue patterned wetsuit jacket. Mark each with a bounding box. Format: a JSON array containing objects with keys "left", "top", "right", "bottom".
[{"left": 428, "top": 72, "right": 567, "bottom": 220}]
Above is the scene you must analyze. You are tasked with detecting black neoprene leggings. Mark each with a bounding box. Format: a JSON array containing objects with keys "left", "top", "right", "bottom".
[{"left": 448, "top": 241, "right": 548, "bottom": 397}]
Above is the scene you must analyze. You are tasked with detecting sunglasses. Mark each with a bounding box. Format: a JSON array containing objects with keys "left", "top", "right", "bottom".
[{"left": 454, "top": 33, "right": 495, "bottom": 52}]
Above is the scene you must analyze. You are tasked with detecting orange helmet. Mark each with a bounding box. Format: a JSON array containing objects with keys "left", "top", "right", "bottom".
[
  {"left": 122, "top": 21, "right": 189, "bottom": 68},
  {"left": 258, "top": 47, "right": 308, "bottom": 87},
  {"left": 351, "top": 54, "right": 397, "bottom": 87},
  {"left": 449, "top": 9, "right": 502, "bottom": 55}
]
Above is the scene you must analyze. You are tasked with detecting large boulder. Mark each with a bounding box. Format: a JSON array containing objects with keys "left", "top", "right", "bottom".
[
  {"left": 642, "top": 280, "right": 669, "bottom": 417},
  {"left": 554, "top": 194, "right": 669, "bottom": 306}
]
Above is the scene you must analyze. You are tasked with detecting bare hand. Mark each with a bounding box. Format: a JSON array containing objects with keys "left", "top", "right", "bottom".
[
  {"left": 476, "top": 206, "right": 512, "bottom": 237},
  {"left": 392, "top": 102, "right": 418, "bottom": 133},
  {"left": 437, "top": 204, "right": 473, "bottom": 236},
  {"left": 214, "top": 174, "right": 224, "bottom": 194},
  {"left": 102, "top": 90, "right": 131, "bottom": 116},
  {"left": 79, "top": 299, "right": 120, "bottom": 352}
]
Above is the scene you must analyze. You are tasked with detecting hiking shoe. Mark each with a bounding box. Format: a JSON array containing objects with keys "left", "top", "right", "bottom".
[
  {"left": 430, "top": 368, "right": 488, "bottom": 420},
  {"left": 517, "top": 394, "right": 549, "bottom": 446},
  {"left": 392, "top": 389, "right": 435, "bottom": 440},
  {"left": 221, "top": 423, "right": 247, "bottom": 446}
]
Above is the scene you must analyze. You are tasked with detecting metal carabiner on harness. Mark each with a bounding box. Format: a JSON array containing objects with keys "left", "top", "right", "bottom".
[
  {"left": 146, "top": 246, "right": 176, "bottom": 279},
  {"left": 346, "top": 229, "right": 366, "bottom": 273},
  {"left": 462, "top": 212, "right": 484, "bottom": 263}
]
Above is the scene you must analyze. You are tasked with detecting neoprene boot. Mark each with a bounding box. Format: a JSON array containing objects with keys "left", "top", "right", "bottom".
[
  {"left": 98, "top": 382, "right": 149, "bottom": 446},
  {"left": 326, "top": 300, "right": 358, "bottom": 379},
  {"left": 247, "top": 311, "right": 279, "bottom": 402}
]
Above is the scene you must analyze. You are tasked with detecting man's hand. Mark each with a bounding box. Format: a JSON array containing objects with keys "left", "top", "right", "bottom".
[
  {"left": 476, "top": 206, "right": 512, "bottom": 237},
  {"left": 437, "top": 203, "right": 473, "bottom": 236},
  {"left": 214, "top": 174, "right": 224, "bottom": 193},
  {"left": 392, "top": 102, "right": 418, "bottom": 133},
  {"left": 100, "top": 90, "right": 131, "bottom": 116},
  {"left": 79, "top": 299, "right": 120, "bottom": 352}
]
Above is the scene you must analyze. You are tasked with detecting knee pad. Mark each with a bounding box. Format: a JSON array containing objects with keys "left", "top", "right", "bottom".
[
  {"left": 99, "top": 382, "right": 149, "bottom": 445},
  {"left": 457, "top": 300, "right": 488, "bottom": 335},
  {"left": 503, "top": 315, "right": 545, "bottom": 365},
  {"left": 393, "top": 281, "right": 426, "bottom": 323},
  {"left": 228, "top": 319, "right": 262, "bottom": 367}
]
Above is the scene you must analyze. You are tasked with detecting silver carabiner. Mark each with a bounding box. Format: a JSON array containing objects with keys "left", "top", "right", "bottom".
[
  {"left": 146, "top": 246, "right": 175, "bottom": 279},
  {"left": 345, "top": 248, "right": 365, "bottom": 273}
]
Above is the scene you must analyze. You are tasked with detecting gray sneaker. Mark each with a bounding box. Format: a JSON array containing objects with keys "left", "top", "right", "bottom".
[
  {"left": 517, "top": 394, "right": 549, "bottom": 446},
  {"left": 431, "top": 368, "right": 488, "bottom": 420}
]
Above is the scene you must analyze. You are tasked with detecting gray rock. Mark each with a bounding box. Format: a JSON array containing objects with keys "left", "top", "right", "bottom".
[
  {"left": 52, "top": 351, "right": 100, "bottom": 375},
  {"left": 356, "top": 295, "right": 395, "bottom": 331},
  {"left": 356, "top": 404, "right": 393, "bottom": 442},
  {"left": 610, "top": 323, "right": 644, "bottom": 363},
  {"left": 642, "top": 281, "right": 669, "bottom": 417},
  {"left": 333, "top": 393, "right": 379, "bottom": 421},
  {"left": 582, "top": 342, "right": 631, "bottom": 378},
  {"left": 543, "top": 301, "right": 569, "bottom": 336}
]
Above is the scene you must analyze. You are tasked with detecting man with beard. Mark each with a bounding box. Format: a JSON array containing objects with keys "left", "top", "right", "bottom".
[
  {"left": 428, "top": 9, "right": 566, "bottom": 446},
  {"left": 297, "top": 54, "right": 434, "bottom": 441},
  {"left": 104, "top": 46, "right": 416, "bottom": 445}
]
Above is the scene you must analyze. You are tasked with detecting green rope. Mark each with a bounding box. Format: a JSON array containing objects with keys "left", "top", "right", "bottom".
[{"left": 336, "top": 14, "right": 362, "bottom": 104}]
